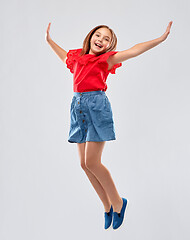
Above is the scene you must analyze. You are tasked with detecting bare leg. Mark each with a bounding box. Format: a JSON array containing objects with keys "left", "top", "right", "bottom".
[
  {"left": 77, "top": 142, "right": 112, "bottom": 212},
  {"left": 85, "top": 141, "right": 123, "bottom": 213}
]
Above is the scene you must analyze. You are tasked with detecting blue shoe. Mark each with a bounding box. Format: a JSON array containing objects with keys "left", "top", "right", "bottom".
[
  {"left": 113, "top": 198, "right": 128, "bottom": 230},
  {"left": 104, "top": 205, "right": 113, "bottom": 230}
]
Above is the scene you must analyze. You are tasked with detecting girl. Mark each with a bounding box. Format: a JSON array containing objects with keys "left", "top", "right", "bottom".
[{"left": 45, "top": 21, "right": 173, "bottom": 230}]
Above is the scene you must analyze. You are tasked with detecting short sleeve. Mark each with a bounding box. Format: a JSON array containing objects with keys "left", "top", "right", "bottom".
[
  {"left": 98, "top": 51, "right": 122, "bottom": 74},
  {"left": 66, "top": 49, "right": 81, "bottom": 74}
]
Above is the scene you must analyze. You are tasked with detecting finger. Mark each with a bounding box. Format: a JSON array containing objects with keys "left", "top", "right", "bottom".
[
  {"left": 168, "top": 22, "right": 172, "bottom": 31},
  {"left": 47, "top": 23, "right": 51, "bottom": 32},
  {"left": 167, "top": 23, "right": 171, "bottom": 31}
]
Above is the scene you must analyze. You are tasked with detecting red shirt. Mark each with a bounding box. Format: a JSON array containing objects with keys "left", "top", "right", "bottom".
[{"left": 66, "top": 48, "right": 122, "bottom": 92}]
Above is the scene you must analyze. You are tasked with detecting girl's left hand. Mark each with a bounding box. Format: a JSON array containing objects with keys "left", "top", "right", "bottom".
[{"left": 160, "top": 21, "right": 173, "bottom": 42}]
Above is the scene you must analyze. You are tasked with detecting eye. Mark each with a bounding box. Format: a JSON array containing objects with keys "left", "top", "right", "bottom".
[{"left": 95, "top": 34, "right": 110, "bottom": 41}]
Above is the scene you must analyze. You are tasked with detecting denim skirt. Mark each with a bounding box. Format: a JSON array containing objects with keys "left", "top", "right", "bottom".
[{"left": 68, "top": 90, "right": 116, "bottom": 143}]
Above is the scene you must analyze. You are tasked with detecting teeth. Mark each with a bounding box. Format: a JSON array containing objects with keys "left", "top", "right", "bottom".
[{"left": 95, "top": 43, "right": 102, "bottom": 48}]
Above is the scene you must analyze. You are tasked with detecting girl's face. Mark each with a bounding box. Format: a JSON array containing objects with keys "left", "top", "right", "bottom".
[{"left": 89, "top": 27, "right": 112, "bottom": 55}]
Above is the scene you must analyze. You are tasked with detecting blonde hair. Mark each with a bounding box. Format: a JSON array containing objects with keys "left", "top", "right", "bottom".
[{"left": 79, "top": 25, "right": 118, "bottom": 56}]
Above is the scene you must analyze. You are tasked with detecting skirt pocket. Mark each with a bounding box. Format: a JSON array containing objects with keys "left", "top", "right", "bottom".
[
  {"left": 104, "top": 96, "right": 112, "bottom": 112},
  {"left": 70, "top": 96, "right": 78, "bottom": 127},
  {"left": 89, "top": 94, "right": 114, "bottom": 127},
  {"left": 70, "top": 96, "right": 76, "bottom": 112}
]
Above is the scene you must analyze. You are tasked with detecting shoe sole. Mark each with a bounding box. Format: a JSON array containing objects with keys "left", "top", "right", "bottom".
[
  {"left": 105, "top": 224, "right": 112, "bottom": 231},
  {"left": 113, "top": 199, "right": 129, "bottom": 230}
]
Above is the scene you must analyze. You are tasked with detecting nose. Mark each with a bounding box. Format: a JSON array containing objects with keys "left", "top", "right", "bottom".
[
  {"left": 97, "top": 36, "right": 103, "bottom": 42},
  {"left": 97, "top": 39, "right": 103, "bottom": 45}
]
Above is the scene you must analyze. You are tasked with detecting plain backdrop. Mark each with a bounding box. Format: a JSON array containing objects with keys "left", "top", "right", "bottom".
[{"left": 0, "top": 0, "right": 190, "bottom": 239}]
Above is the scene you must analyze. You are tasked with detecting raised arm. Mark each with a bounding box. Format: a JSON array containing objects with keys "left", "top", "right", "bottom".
[
  {"left": 107, "top": 21, "right": 173, "bottom": 66},
  {"left": 45, "top": 22, "right": 67, "bottom": 63}
]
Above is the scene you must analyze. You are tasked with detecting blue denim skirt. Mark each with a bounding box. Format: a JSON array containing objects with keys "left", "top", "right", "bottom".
[{"left": 68, "top": 90, "right": 116, "bottom": 143}]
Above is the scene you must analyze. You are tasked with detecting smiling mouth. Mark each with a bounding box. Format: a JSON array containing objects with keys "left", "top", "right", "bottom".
[{"left": 94, "top": 43, "right": 103, "bottom": 48}]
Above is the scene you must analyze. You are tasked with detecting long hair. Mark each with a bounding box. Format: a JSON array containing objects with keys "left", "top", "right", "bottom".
[{"left": 79, "top": 25, "right": 118, "bottom": 57}]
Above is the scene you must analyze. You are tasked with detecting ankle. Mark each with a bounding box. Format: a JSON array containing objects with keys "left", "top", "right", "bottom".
[
  {"left": 104, "top": 204, "right": 112, "bottom": 213},
  {"left": 113, "top": 198, "right": 123, "bottom": 212}
]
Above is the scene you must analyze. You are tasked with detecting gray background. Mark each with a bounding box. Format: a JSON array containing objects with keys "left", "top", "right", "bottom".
[{"left": 1, "top": 0, "right": 190, "bottom": 239}]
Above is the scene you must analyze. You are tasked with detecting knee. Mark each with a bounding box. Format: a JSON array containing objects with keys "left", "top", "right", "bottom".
[
  {"left": 85, "top": 157, "right": 98, "bottom": 170},
  {"left": 80, "top": 159, "right": 87, "bottom": 171}
]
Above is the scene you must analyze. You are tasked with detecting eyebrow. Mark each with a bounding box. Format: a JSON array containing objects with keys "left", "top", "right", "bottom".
[{"left": 96, "top": 31, "right": 111, "bottom": 39}]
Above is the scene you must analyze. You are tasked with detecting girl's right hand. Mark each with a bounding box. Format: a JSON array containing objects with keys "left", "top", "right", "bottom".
[{"left": 46, "top": 22, "right": 52, "bottom": 42}]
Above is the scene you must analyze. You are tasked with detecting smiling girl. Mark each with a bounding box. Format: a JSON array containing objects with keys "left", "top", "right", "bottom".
[{"left": 46, "top": 21, "right": 173, "bottom": 230}]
